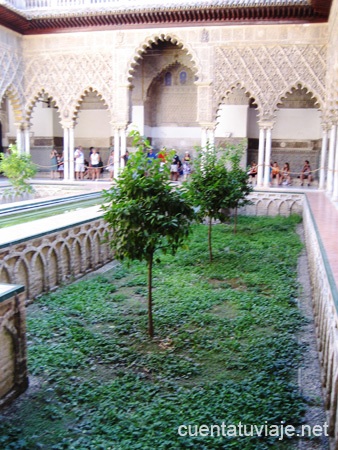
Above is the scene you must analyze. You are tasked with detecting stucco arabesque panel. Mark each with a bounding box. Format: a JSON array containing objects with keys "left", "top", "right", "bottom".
[
  {"left": 0, "top": 45, "right": 25, "bottom": 122},
  {"left": 24, "top": 52, "right": 115, "bottom": 126},
  {"left": 214, "top": 44, "right": 326, "bottom": 123}
]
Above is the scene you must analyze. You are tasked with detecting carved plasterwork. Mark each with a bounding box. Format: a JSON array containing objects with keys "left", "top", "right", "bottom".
[
  {"left": 214, "top": 44, "right": 327, "bottom": 122},
  {"left": 24, "top": 52, "right": 115, "bottom": 126},
  {"left": 0, "top": 45, "right": 25, "bottom": 123}
]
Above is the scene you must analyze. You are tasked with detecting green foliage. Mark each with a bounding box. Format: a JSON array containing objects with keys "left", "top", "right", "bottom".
[
  {"left": 0, "top": 217, "right": 312, "bottom": 450},
  {"left": 102, "top": 130, "right": 195, "bottom": 336},
  {"left": 186, "top": 142, "right": 253, "bottom": 259},
  {"left": 0, "top": 144, "right": 37, "bottom": 195}
]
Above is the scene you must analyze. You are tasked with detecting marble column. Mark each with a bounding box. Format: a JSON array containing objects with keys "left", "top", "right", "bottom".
[
  {"left": 68, "top": 127, "right": 75, "bottom": 181},
  {"left": 63, "top": 127, "right": 69, "bottom": 181},
  {"left": 263, "top": 127, "right": 272, "bottom": 188},
  {"left": 319, "top": 128, "right": 328, "bottom": 190},
  {"left": 257, "top": 127, "right": 265, "bottom": 187},
  {"left": 326, "top": 124, "right": 336, "bottom": 194}
]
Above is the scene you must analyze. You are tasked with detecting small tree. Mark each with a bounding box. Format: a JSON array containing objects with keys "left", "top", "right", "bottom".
[
  {"left": 0, "top": 144, "right": 37, "bottom": 196},
  {"left": 224, "top": 143, "right": 253, "bottom": 234},
  {"left": 186, "top": 144, "right": 231, "bottom": 262},
  {"left": 186, "top": 142, "right": 253, "bottom": 260},
  {"left": 102, "top": 132, "right": 195, "bottom": 338}
]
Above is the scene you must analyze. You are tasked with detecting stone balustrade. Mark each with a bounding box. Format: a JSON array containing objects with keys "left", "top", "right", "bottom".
[
  {"left": 0, "top": 284, "right": 28, "bottom": 407},
  {"left": 303, "top": 198, "right": 338, "bottom": 447},
  {"left": 0, "top": 205, "right": 114, "bottom": 303}
]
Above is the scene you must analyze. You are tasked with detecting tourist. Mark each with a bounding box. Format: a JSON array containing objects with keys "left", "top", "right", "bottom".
[
  {"left": 271, "top": 161, "right": 280, "bottom": 185},
  {"left": 107, "top": 149, "right": 115, "bottom": 181},
  {"left": 57, "top": 152, "right": 64, "bottom": 180},
  {"left": 121, "top": 150, "right": 130, "bottom": 167},
  {"left": 74, "top": 146, "right": 85, "bottom": 180},
  {"left": 50, "top": 148, "right": 58, "bottom": 179},
  {"left": 90, "top": 147, "right": 101, "bottom": 181},
  {"left": 247, "top": 161, "right": 257, "bottom": 184},
  {"left": 279, "top": 162, "right": 291, "bottom": 186},
  {"left": 300, "top": 160, "right": 312, "bottom": 186}
]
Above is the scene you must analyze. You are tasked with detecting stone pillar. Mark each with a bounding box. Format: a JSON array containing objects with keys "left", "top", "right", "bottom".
[
  {"left": 207, "top": 128, "right": 215, "bottom": 147},
  {"left": 332, "top": 137, "right": 338, "bottom": 201},
  {"left": 257, "top": 127, "right": 265, "bottom": 187},
  {"left": 15, "top": 124, "right": 23, "bottom": 154},
  {"left": 319, "top": 128, "right": 328, "bottom": 190},
  {"left": 24, "top": 127, "right": 30, "bottom": 155},
  {"left": 263, "top": 127, "right": 272, "bottom": 187},
  {"left": 113, "top": 128, "right": 120, "bottom": 178},
  {"left": 326, "top": 123, "right": 336, "bottom": 194},
  {"left": 201, "top": 128, "right": 208, "bottom": 149},
  {"left": 63, "top": 127, "right": 69, "bottom": 181},
  {"left": 120, "top": 127, "right": 127, "bottom": 161},
  {"left": 69, "top": 127, "right": 75, "bottom": 182}
]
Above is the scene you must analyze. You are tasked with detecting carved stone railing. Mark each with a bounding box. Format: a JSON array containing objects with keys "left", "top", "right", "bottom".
[
  {"left": 303, "top": 197, "right": 338, "bottom": 445},
  {"left": 0, "top": 283, "right": 28, "bottom": 408},
  {"left": 0, "top": 206, "right": 114, "bottom": 303}
]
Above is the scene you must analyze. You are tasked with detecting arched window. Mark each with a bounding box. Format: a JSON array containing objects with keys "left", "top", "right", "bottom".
[
  {"left": 164, "top": 72, "right": 172, "bottom": 86},
  {"left": 179, "top": 71, "right": 187, "bottom": 85}
]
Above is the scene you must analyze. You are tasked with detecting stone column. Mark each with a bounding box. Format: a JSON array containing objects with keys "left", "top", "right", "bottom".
[
  {"left": 68, "top": 127, "right": 75, "bottom": 181},
  {"left": 15, "top": 124, "right": 23, "bottom": 153},
  {"left": 207, "top": 128, "right": 215, "bottom": 147},
  {"left": 63, "top": 127, "right": 69, "bottom": 181},
  {"left": 120, "top": 127, "right": 127, "bottom": 163},
  {"left": 326, "top": 123, "right": 336, "bottom": 194},
  {"left": 257, "top": 127, "right": 265, "bottom": 187},
  {"left": 263, "top": 127, "right": 272, "bottom": 188},
  {"left": 333, "top": 140, "right": 338, "bottom": 201},
  {"left": 113, "top": 127, "right": 120, "bottom": 178},
  {"left": 319, "top": 127, "right": 329, "bottom": 190},
  {"left": 24, "top": 126, "right": 30, "bottom": 155},
  {"left": 201, "top": 128, "right": 208, "bottom": 149}
]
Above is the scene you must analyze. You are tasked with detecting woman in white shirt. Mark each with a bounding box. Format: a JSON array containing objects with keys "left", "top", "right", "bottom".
[{"left": 90, "top": 148, "right": 101, "bottom": 181}]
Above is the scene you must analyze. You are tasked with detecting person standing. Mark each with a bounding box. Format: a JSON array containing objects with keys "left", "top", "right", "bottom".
[
  {"left": 57, "top": 152, "right": 64, "bottom": 180},
  {"left": 50, "top": 148, "right": 58, "bottom": 179},
  {"left": 107, "top": 149, "right": 115, "bottom": 181},
  {"left": 74, "top": 146, "right": 85, "bottom": 180},
  {"left": 90, "top": 147, "right": 101, "bottom": 181}
]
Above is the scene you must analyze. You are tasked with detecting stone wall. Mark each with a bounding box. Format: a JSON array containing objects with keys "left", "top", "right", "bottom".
[
  {"left": 0, "top": 284, "right": 28, "bottom": 407},
  {"left": 0, "top": 216, "right": 114, "bottom": 302},
  {"left": 303, "top": 197, "right": 338, "bottom": 448}
]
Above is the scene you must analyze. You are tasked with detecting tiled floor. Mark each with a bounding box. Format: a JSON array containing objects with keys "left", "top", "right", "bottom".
[{"left": 306, "top": 192, "right": 338, "bottom": 290}]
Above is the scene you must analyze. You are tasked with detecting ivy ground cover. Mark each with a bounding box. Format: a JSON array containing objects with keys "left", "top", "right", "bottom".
[{"left": 0, "top": 216, "right": 315, "bottom": 449}]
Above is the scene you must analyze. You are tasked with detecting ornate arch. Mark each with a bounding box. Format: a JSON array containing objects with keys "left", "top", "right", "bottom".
[
  {"left": 25, "top": 88, "right": 61, "bottom": 125},
  {"left": 214, "top": 44, "right": 326, "bottom": 123},
  {"left": 213, "top": 81, "right": 261, "bottom": 124},
  {"left": 72, "top": 86, "right": 111, "bottom": 124},
  {"left": 126, "top": 33, "right": 201, "bottom": 85},
  {"left": 275, "top": 82, "right": 323, "bottom": 113},
  {"left": 1, "top": 86, "right": 24, "bottom": 124}
]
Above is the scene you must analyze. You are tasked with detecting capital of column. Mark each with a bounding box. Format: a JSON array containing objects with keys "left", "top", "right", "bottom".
[
  {"left": 199, "top": 122, "right": 216, "bottom": 131},
  {"left": 257, "top": 121, "right": 274, "bottom": 130}
]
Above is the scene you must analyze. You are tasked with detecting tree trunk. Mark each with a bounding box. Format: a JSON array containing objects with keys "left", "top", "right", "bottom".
[
  {"left": 234, "top": 206, "right": 238, "bottom": 234},
  {"left": 147, "top": 253, "right": 154, "bottom": 338},
  {"left": 208, "top": 216, "right": 213, "bottom": 262}
]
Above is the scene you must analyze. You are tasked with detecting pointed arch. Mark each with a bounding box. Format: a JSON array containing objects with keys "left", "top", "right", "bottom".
[
  {"left": 25, "top": 89, "right": 61, "bottom": 125},
  {"left": 213, "top": 82, "right": 261, "bottom": 124},
  {"left": 275, "top": 82, "right": 323, "bottom": 113},
  {"left": 72, "top": 87, "right": 111, "bottom": 124},
  {"left": 127, "top": 33, "right": 201, "bottom": 85},
  {"left": 0, "top": 266, "right": 12, "bottom": 284},
  {"left": 1, "top": 86, "right": 24, "bottom": 124}
]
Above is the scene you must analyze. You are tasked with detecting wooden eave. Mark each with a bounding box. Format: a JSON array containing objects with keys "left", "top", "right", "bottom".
[{"left": 0, "top": 2, "right": 333, "bottom": 35}]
